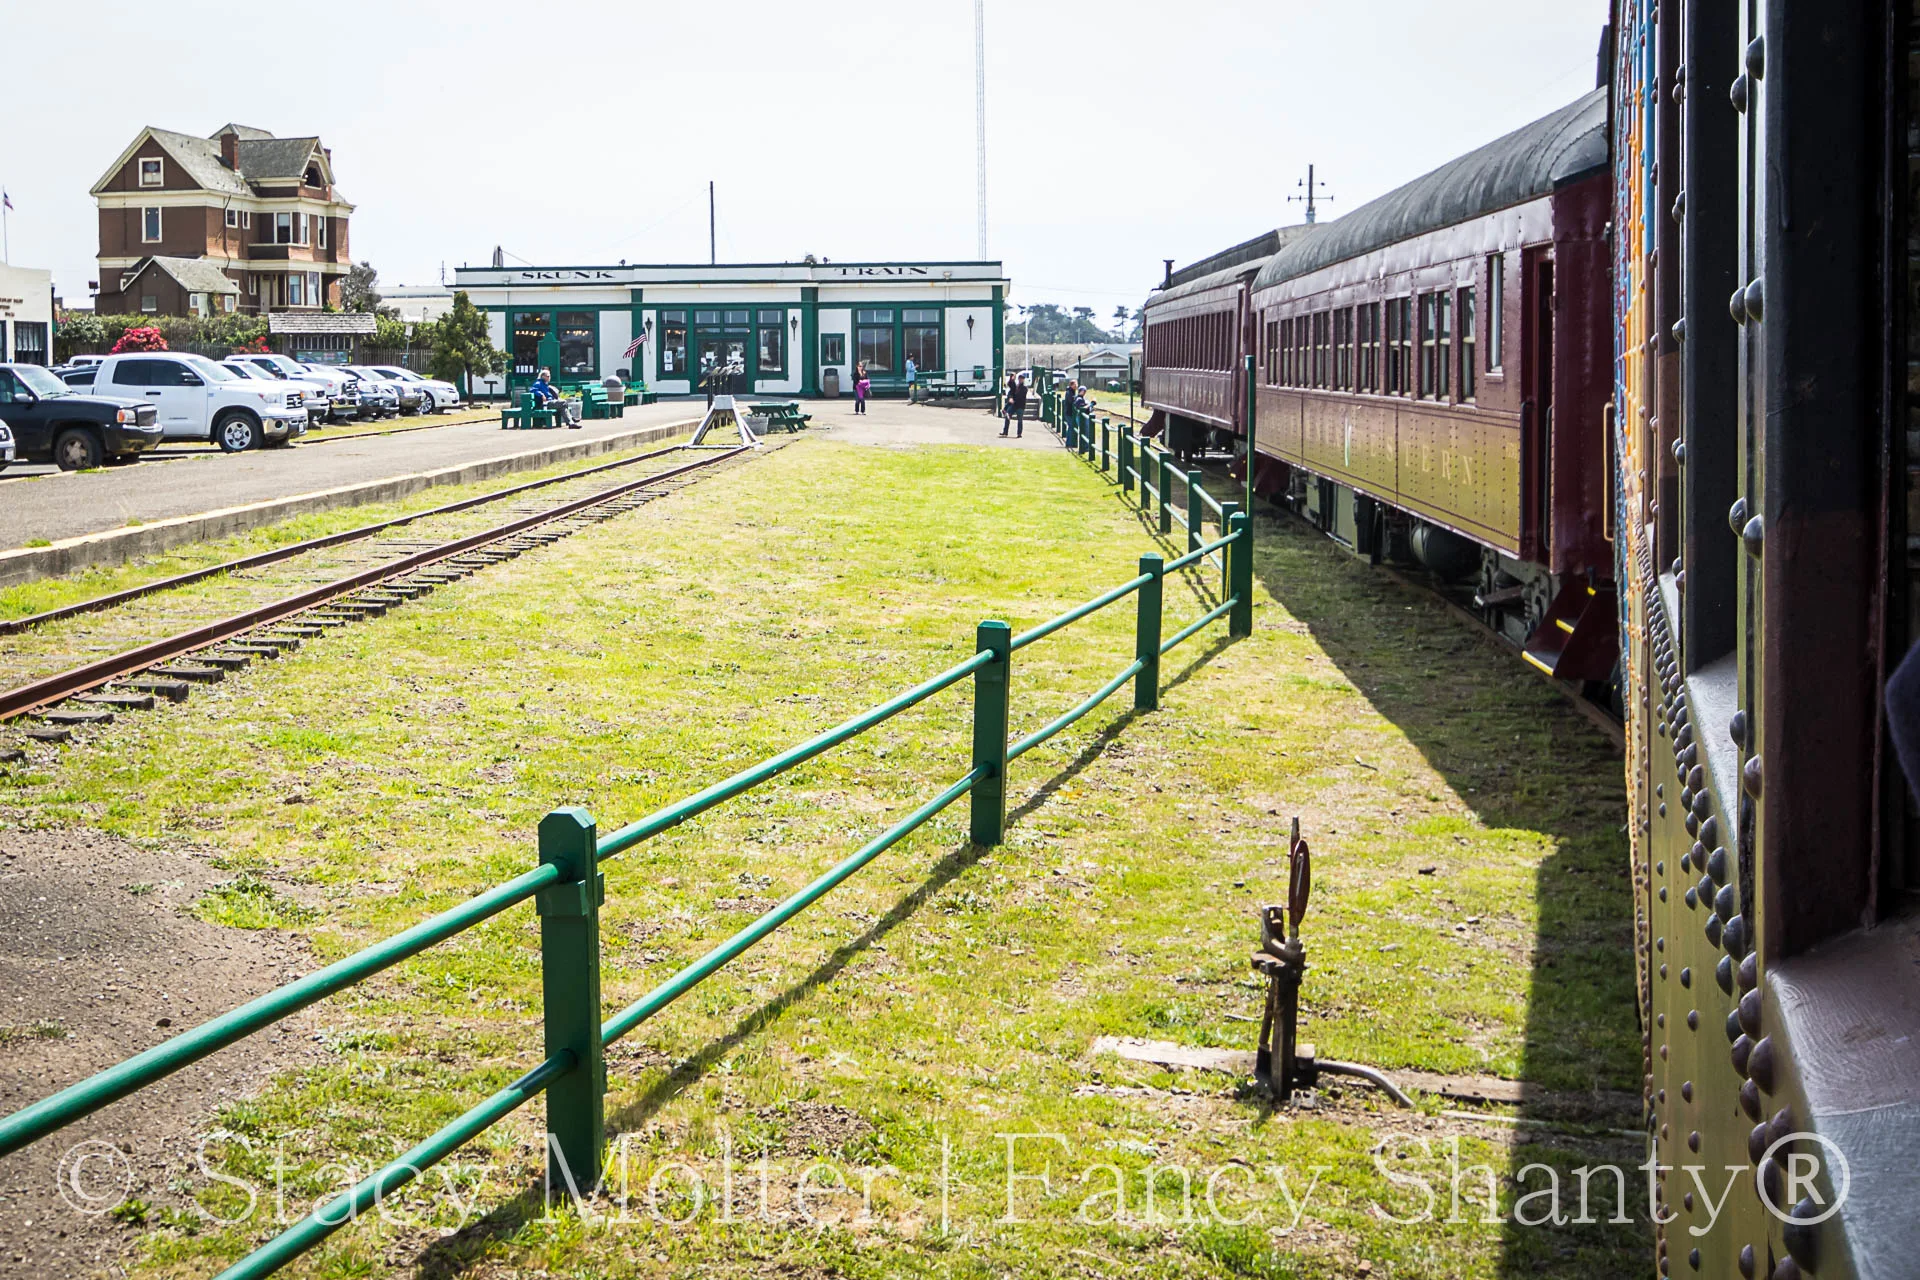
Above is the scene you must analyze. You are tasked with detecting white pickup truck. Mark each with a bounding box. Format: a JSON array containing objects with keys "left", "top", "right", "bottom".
[{"left": 92, "top": 352, "right": 307, "bottom": 451}]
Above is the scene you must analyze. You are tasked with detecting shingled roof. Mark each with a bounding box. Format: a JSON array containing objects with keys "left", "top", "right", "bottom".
[
  {"left": 121, "top": 256, "right": 241, "bottom": 295},
  {"left": 90, "top": 126, "right": 343, "bottom": 199},
  {"left": 268, "top": 312, "right": 377, "bottom": 335}
]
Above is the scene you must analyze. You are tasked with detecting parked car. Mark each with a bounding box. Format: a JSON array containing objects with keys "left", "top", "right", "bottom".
[
  {"left": 91, "top": 353, "right": 305, "bottom": 451},
  {"left": 0, "top": 362, "right": 163, "bottom": 470},
  {"left": 231, "top": 354, "right": 360, "bottom": 423},
  {"left": 222, "top": 359, "right": 333, "bottom": 426},
  {"left": 363, "top": 366, "right": 461, "bottom": 413},
  {"left": 53, "top": 364, "right": 97, "bottom": 387},
  {"left": 339, "top": 369, "right": 400, "bottom": 418},
  {"left": 343, "top": 366, "right": 421, "bottom": 415}
]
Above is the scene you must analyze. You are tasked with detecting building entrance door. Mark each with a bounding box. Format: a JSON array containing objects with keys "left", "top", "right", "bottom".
[{"left": 696, "top": 332, "right": 750, "bottom": 391}]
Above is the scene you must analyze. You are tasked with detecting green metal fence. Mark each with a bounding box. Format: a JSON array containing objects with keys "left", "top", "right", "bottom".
[{"left": 0, "top": 446, "right": 1253, "bottom": 1278}]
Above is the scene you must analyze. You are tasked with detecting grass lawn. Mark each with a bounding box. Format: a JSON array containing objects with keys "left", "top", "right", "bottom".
[{"left": 1, "top": 435, "right": 1642, "bottom": 1279}]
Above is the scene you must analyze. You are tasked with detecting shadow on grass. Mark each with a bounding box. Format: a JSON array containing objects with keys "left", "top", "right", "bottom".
[
  {"left": 1244, "top": 506, "right": 1644, "bottom": 1277},
  {"left": 407, "top": 639, "right": 1241, "bottom": 1278}
]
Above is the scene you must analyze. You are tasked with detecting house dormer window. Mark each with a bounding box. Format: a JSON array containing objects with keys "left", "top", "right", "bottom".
[
  {"left": 305, "top": 164, "right": 323, "bottom": 188},
  {"left": 139, "top": 158, "right": 163, "bottom": 187}
]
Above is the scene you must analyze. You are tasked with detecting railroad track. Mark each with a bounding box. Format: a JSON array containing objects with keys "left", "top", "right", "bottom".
[{"left": 0, "top": 441, "right": 762, "bottom": 756}]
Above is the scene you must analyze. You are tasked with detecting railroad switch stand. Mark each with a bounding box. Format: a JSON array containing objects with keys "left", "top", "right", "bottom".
[
  {"left": 1250, "top": 818, "right": 1415, "bottom": 1108},
  {"left": 1252, "top": 817, "right": 1315, "bottom": 1100}
]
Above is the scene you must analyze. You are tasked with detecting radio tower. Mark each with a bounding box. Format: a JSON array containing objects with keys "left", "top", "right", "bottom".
[{"left": 974, "top": 0, "right": 988, "bottom": 259}]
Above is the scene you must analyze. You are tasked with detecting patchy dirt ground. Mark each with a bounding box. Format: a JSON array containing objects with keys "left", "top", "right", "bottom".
[{"left": 0, "top": 828, "right": 320, "bottom": 1279}]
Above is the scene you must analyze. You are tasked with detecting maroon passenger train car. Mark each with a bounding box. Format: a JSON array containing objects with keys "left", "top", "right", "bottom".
[{"left": 1146, "top": 91, "right": 1618, "bottom": 685}]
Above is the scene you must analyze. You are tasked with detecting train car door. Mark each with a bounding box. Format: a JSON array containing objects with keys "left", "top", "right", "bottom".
[{"left": 1522, "top": 250, "right": 1555, "bottom": 561}]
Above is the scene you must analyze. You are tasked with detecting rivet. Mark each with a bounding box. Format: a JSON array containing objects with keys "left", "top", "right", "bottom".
[
  {"left": 1738, "top": 1243, "right": 1755, "bottom": 1278},
  {"left": 1716, "top": 955, "right": 1734, "bottom": 993},
  {"left": 1688, "top": 1131, "right": 1700, "bottom": 1153},
  {"left": 1705, "top": 914, "right": 1723, "bottom": 947},
  {"left": 1672, "top": 556, "right": 1684, "bottom": 576},
  {"left": 1684, "top": 887, "right": 1697, "bottom": 909},
  {"left": 1681, "top": 1080, "right": 1693, "bottom": 1102},
  {"left": 1783, "top": 1198, "right": 1819, "bottom": 1268},
  {"left": 1729, "top": 708, "right": 1747, "bottom": 745},
  {"left": 1676, "top": 570, "right": 1687, "bottom": 590},
  {"left": 1738, "top": 989, "right": 1763, "bottom": 1037},
  {"left": 1742, "top": 514, "right": 1765, "bottom": 557},
  {"left": 1724, "top": 914, "right": 1748, "bottom": 956},
  {"left": 1658, "top": 1012, "right": 1667, "bottom": 1027},
  {"left": 1727, "top": 1010, "right": 1744, "bottom": 1043},
  {"left": 1680, "top": 849, "right": 1692, "bottom": 872},
  {"left": 1680, "top": 966, "right": 1692, "bottom": 988},
  {"left": 1732, "top": 1033, "right": 1754, "bottom": 1074},
  {"left": 1661, "top": 886, "right": 1670, "bottom": 903},
  {"left": 1657, "top": 937, "right": 1666, "bottom": 952},
  {"left": 1681, "top": 786, "right": 1695, "bottom": 810},
  {"left": 1766, "top": 1107, "right": 1797, "bottom": 1151},
  {"left": 1699, "top": 874, "right": 1716, "bottom": 903},
  {"left": 1656, "top": 783, "right": 1666, "bottom": 799},
  {"left": 1657, "top": 860, "right": 1667, "bottom": 876},
  {"left": 1731, "top": 73, "right": 1749, "bottom": 113},
  {"left": 1683, "top": 1191, "right": 1696, "bottom": 1211},
  {"left": 1748, "top": 1122, "right": 1770, "bottom": 1163},
  {"left": 1749, "top": 1036, "right": 1775, "bottom": 1091},
  {"left": 1672, "top": 191, "right": 1686, "bottom": 221},
  {"left": 1686, "top": 811, "right": 1700, "bottom": 836},
  {"left": 1728, "top": 497, "right": 1748, "bottom": 534},
  {"left": 1688, "top": 766, "right": 1705, "bottom": 792},
  {"left": 1661, "top": 962, "right": 1670, "bottom": 979},
  {"left": 1707, "top": 847, "right": 1728, "bottom": 883},
  {"left": 1672, "top": 317, "right": 1688, "bottom": 343},
  {"left": 1745, "top": 35, "right": 1765, "bottom": 79},
  {"left": 1730, "top": 286, "right": 1749, "bottom": 325},
  {"left": 1699, "top": 817, "right": 1718, "bottom": 847},
  {"left": 1693, "top": 791, "right": 1712, "bottom": 819},
  {"left": 1742, "top": 279, "right": 1764, "bottom": 323},
  {"left": 1716, "top": 885, "right": 1737, "bottom": 919},
  {"left": 1770, "top": 1253, "right": 1801, "bottom": 1280},
  {"left": 1740, "top": 1077, "right": 1762, "bottom": 1121},
  {"left": 1689, "top": 1248, "right": 1701, "bottom": 1271},
  {"left": 1739, "top": 953, "right": 1758, "bottom": 991}
]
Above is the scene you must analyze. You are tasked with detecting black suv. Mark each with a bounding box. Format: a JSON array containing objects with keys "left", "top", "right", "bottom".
[{"left": 0, "top": 363, "right": 163, "bottom": 471}]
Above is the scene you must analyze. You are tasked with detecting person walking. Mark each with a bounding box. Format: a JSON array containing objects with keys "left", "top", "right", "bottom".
[
  {"left": 1002, "top": 373, "right": 1028, "bottom": 438},
  {"left": 854, "top": 360, "right": 870, "bottom": 415},
  {"left": 1000, "top": 373, "right": 1017, "bottom": 434},
  {"left": 904, "top": 355, "right": 918, "bottom": 400}
]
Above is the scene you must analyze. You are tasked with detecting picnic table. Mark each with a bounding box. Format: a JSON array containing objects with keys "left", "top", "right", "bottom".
[{"left": 748, "top": 401, "right": 811, "bottom": 432}]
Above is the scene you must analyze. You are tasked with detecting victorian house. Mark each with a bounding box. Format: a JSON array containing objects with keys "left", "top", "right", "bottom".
[{"left": 90, "top": 124, "right": 354, "bottom": 317}]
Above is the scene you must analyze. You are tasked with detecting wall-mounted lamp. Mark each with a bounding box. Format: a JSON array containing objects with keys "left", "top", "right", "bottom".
[
  {"left": 965, "top": 314, "right": 975, "bottom": 338},
  {"left": 790, "top": 314, "right": 799, "bottom": 336},
  {"left": 643, "top": 317, "right": 653, "bottom": 340}
]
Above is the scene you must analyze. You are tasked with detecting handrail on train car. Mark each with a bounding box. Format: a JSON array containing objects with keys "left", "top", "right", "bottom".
[{"left": 0, "top": 470, "right": 1256, "bottom": 1278}]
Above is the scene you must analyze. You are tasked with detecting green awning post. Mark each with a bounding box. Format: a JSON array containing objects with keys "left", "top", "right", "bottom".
[
  {"left": 1229, "top": 512, "right": 1254, "bottom": 637},
  {"left": 1158, "top": 453, "right": 1174, "bottom": 536},
  {"left": 1220, "top": 501, "right": 1241, "bottom": 597},
  {"left": 1134, "top": 555, "right": 1164, "bottom": 711},
  {"left": 969, "top": 621, "right": 1012, "bottom": 845},
  {"left": 1120, "top": 426, "right": 1134, "bottom": 498},
  {"left": 536, "top": 807, "right": 605, "bottom": 1196},
  {"left": 1186, "top": 469, "right": 1203, "bottom": 554}
]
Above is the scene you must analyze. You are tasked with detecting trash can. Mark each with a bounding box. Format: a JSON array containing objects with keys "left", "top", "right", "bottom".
[
  {"left": 602, "top": 374, "right": 625, "bottom": 405},
  {"left": 821, "top": 367, "right": 841, "bottom": 398}
]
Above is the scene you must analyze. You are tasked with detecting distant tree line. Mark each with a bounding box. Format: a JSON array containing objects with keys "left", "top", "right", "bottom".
[{"left": 1009, "top": 303, "right": 1142, "bottom": 346}]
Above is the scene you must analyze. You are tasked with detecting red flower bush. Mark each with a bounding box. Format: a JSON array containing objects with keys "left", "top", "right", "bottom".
[{"left": 110, "top": 326, "right": 168, "bottom": 353}]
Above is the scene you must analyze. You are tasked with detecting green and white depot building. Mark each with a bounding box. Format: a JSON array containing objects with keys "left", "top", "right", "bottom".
[{"left": 451, "top": 260, "right": 1009, "bottom": 398}]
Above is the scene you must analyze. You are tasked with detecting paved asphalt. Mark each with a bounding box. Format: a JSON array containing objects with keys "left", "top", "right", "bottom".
[{"left": 0, "top": 401, "right": 703, "bottom": 550}]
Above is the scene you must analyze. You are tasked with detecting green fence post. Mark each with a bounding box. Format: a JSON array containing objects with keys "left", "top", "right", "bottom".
[
  {"left": 1158, "top": 452, "right": 1174, "bottom": 536},
  {"left": 1134, "top": 554, "right": 1163, "bottom": 711},
  {"left": 1101, "top": 419, "right": 1111, "bottom": 473},
  {"left": 1220, "top": 500, "right": 1241, "bottom": 597},
  {"left": 969, "top": 620, "right": 1012, "bottom": 846},
  {"left": 1186, "top": 469, "right": 1203, "bottom": 554},
  {"left": 1120, "top": 426, "right": 1134, "bottom": 498},
  {"left": 1229, "top": 511, "right": 1254, "bottom": 637},
  {"left": 537, "top": 807, "right": 605, "bottom": 1197}
]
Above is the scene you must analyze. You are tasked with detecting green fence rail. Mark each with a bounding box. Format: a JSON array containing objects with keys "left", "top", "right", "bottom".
[{"left": 0, "top": 447, "right": 1253, "bottom": 1278}]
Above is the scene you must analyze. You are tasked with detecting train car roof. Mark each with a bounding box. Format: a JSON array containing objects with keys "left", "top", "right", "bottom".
[
  {"left": 1146, "top": 226, "right": 1317, "bottom": 311},
  {"left": 1252, "top": 88, "right": 1608, "bottom": 291},
  {"left": 1148, "top": 255, "right": 1277, "bottom": 307}
]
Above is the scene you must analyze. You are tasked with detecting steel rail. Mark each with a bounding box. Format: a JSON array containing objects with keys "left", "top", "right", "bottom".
[
  {"left": 214, "top": 1051, "right": 575, "bottom": 1279},
  {"left": 0, "top": 864, "right": 561, "bottom": 1157},
  {"left": 0, "top": 448, "right": 748, "bottom": 723},
  {"left": 595, "top": 652, "right": 993, "bottom": 861},
  {"left": 601, "top": 769, "right": 982, "bottom": 1046},
  {"left": 0, "top": 438, "right": 698, "bottom": 637}
]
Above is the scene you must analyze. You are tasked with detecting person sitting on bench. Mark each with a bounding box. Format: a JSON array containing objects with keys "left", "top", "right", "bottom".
[{"left": 530, "top": 368, "right": 580, "bottom": 428}]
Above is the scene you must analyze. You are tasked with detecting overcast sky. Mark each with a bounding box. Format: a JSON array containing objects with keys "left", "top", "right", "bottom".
[{"left": 3, "top": 0, "right": 1607, "bottom": 322}]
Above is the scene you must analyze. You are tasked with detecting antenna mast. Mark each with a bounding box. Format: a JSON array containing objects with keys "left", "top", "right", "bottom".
[
  {"left": 1288, "top": 165, "right": 1335, "bottom": 225},
  {"left": 974, "top": 0, "right": 988, "bottom": 259}
]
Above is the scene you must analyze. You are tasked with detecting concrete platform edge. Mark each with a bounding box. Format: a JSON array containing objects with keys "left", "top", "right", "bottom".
[{"left": 0, "top": 419, "right": 699, "bottom": 590}]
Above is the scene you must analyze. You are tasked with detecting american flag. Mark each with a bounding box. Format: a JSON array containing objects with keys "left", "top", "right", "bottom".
[
  {"left": 622, "top": 332, "right": 645, "bottom": 359},
  {"left": 2, "top": 191, "right": 11, "bottom": 212}
]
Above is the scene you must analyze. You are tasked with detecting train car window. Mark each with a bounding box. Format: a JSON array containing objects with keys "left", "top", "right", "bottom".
[
  {"left": 1312, "top": 311, "right": 1328, "bottom": 388},
  {"left": 1418, "top": 294, "right": 1436, "bottom": 397},
  {"left": 1296, "top": 316, "right": 1309, "bottom": 386},
  {"left": 1279, "top": 318, "right": 1292, "bottom": 385},
  {"left": 1385, "top": 299, "right": 1404, "bottom": 394},
  {"left": 1435, "top": 292, "right": 1452, "bottom": 400},
  {"left": 1359, "top": 303, "right": 1379, "bottom": 393},
  {"left": 1459, "top": 287, "right": 1476, "bottom": 402},
  {"left": 1486, "top": 256, "right": 1504, "bottom": 370},
  {"left": 1333, "top": 309, "right": 1352, "bottom": 391}
]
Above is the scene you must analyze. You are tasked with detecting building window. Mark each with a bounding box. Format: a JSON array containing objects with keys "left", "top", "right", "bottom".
[
  {"left": 225, "top": 208, "right": 240, "bottom": 228},
  {"left": 248, "top": 275, "right": 259, "bottom": 297},
  {"left": 12, "top": 322, "right": 47, "bottom": 366},
  {"left": 139, "top": 158, "right": 163, "bottom": 187},
  {"left": 307, "top": 272, "right": 322, "bottom": 306},
  {"left": 1459, "top": 287, "right": 1477, "bottom": 401},
  {"left": 142, "top": 207, "right": 161, "bottom": 242},
  {"left": 512, "top": 312, "right": 548, "bottom": 376},
  {"left": 1486, "top": 256, "right": 1504, "bottom": 370},
  {"left": 317, "top": 217, "right": 327, "bottom": 249},
  {"left": 557, "top": 311, "right": 596, "bottom": 376},
  {"left": 287, "top": 274, "right": 305, "bottom": 307},
  {"left": 275, "top": 212, "right": 293, "bottom": 244},
  {"left": 820, "top": 332, "right": 846, "bottom": 366},
  {"left": 241, "top": 210, "right": 251, "bottom": 230},
  {"left": 141, "top": 295, "right": 158, "bottom": 313},
  {"left": 757, "top": 310, "right": 786, "bottom": 375},
  {"left": 903, "top": 308, "right": 940, "bottom": 373},
  {"left": 855, "top": 308, "right": 894, "bottom": 373},
  {"left": 660, "top": 311, "right": 687, "bottom": 375}
]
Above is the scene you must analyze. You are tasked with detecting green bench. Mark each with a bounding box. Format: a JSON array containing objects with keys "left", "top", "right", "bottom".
[
  {"left": 581, "top": 385, "right": 624, "bottom": 420},
  {"left": 500, "top": 392, "right": 557, "bottom": 430},
  {"left": 748, "top": 402, "right": 811, "bottom": 432}
]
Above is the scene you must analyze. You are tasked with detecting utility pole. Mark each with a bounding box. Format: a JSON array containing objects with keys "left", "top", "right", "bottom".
[
  {"left": 974, "top": 0, "right": 988, "bottom": 260},
  {"left": 709, "top": 181, "right": 716, "bottom": 265},
  {"left": 1288, "top": 165, "right": 1334, "bottom": 225}
]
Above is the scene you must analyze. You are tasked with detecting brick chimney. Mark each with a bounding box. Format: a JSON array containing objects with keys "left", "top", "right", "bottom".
[{"left": 219, "top": 130, "right": 238, "bottom": 170}]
